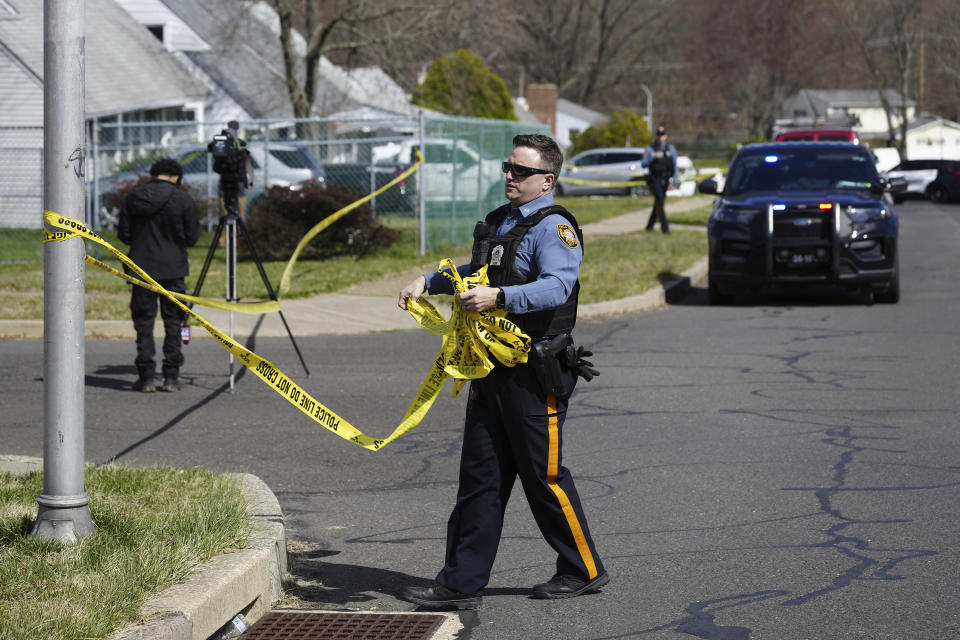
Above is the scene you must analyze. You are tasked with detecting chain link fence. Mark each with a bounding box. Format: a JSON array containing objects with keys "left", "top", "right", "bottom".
[
  {"left": 419, "top": 115, "right": 548, "bottom": 252},
  {"left": 0, "top": 114, "right": 548, "bottom": 253}
]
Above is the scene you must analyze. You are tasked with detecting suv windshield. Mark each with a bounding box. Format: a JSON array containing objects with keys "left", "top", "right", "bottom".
[{"left": 725, "top": 147, "right": 881, "bottom": 196}]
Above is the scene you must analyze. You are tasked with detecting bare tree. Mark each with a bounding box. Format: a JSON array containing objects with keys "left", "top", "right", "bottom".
[
  {"left": 920, "top": 0, "right": 960, "bottom": 121},
  {"left": 267, "top": 0, "right": 444, "bottom": 119},
  {"left": 503, "top": 0, "right": 669, "bottom": 109},
  {"left": 686, "top": 0, "right": 836, "bottom": 140},
  {"left": 352, "top": 1, "right": 510, "bottom": 93},
  {"left": 838, "top": 0, "right": 923, "bottom": 156}
]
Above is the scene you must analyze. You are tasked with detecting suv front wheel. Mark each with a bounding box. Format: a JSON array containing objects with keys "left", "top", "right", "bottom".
[
  {"left": 926, "top": 182, "right": 949, "bottom": 203},
  {"left": 708, "top": 274, "right": 735, "bottom": 305},
  {"left": 874, "top": 255, "right": 900, "bottom": 304}
]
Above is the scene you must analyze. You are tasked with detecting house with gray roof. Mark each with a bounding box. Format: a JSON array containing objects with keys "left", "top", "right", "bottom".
[
  {"left": 0, "top": 0, "right": 207, "bottom": 129},
  {"left": 114, "top": 0, "right": 415, "bottom": 127},
  {"left": 0, "top": 0, "right": 208, "bottom": 227},
  {"left": 778, "top": 89, "right": 916, "bottom": 142}
]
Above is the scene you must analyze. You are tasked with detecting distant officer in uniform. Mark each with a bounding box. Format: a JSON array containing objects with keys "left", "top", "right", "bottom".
[
  {"left": 642, "top": 124, "right": 679, "bottom": 233},
  {"left": 397, "top": 134, "right": 608, "bottom": 610}
]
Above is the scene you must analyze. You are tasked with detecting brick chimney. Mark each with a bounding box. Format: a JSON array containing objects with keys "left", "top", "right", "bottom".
[{"left": 526, "top": 83, "right": 558, "bottom": 136}]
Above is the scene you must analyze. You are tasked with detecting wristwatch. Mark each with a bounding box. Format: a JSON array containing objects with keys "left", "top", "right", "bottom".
[{"left": 496, "top": 289, "right": 505, "bottom": 309}]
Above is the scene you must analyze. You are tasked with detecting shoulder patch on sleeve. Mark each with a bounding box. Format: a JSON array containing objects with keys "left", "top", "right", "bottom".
[{"left": 557, "top": 223, "right": 579, "bottom": 249}]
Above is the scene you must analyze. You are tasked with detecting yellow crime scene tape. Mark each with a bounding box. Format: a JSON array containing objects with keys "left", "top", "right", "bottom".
[
  {"left": 56, "top": 151, "right": 426, "bottom": 316},
  {"left": 42, "top": 153, "right": 529, "bottom": 451},
  {"left": 558, "top": 163, "right": 722, "bottom": 189},
  {"left": 276, "top": 151, "right": 423, "bottom": 299}
]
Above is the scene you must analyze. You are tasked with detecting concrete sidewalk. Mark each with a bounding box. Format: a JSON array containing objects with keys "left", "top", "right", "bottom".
[{"left": 0, "top": 196, "right": 712, "bottom": 341}]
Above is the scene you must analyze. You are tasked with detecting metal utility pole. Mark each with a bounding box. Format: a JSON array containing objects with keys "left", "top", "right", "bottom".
[
  {"left": 639, "top": 84, "right": 653, "bottom": 131},
  {"left": 34, "top": 0, "right": 94, "bottom": 543}
]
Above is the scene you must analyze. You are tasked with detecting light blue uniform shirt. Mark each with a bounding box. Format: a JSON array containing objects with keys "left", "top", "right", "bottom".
[{"left": 424, "top": 192, "right": 582, "bottom": 314}]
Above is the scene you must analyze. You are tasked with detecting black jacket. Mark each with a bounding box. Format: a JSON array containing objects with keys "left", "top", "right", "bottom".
[{"left": 118, "top": 179, "right": 200, "bottom": 280}]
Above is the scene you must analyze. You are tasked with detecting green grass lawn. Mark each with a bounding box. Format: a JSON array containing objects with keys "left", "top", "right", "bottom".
[
  {"left": 580, "top": 228, "right": 706, "bottom": 303},
  {"left": 1, "top": 195, "right": 709, "bottom": 321},
  {"left": 0, "top": 464, "right": 248, "bottom": 640}
]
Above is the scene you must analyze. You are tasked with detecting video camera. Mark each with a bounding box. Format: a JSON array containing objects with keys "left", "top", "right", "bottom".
[
  {"left": 207, "top": 131, "right": 245, "bottom": 181},
  {"left": 208, "top": 132, "right": 233, "bottom": 167},
  {"left": 206, "top": 130, "right": 246, "bottom": 216}
]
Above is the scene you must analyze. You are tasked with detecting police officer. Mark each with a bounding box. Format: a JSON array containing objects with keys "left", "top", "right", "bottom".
[
  {"left": 641, "top": 124, "right": 679, "bottom": 233},
  {"left": 397, "top": 134, "right": 608, "bottom": 609}
]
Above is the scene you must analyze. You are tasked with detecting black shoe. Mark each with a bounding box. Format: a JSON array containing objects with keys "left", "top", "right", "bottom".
[
  {"left": 400, "top": 582, "right": 481, "bottom": 610},
  {"left": 133, "top": 378, "right": 156, "bottom": 393},
  {"left": 532, "top": 572, "right": 610, "bottom": 599},
  {"left": 160, "top": 377, "right": 182, "bottom": 392}
]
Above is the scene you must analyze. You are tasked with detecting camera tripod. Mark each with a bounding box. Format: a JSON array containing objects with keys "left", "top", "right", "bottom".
[{"left": 188, "top": 187, "right": 309, "bottom": 392}]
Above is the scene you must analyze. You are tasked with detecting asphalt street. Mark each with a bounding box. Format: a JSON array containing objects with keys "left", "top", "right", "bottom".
[{"left": 3, "top": 199, "right": 960, "bottom": 639}]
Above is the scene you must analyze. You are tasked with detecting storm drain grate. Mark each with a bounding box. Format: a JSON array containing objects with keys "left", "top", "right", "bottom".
[{"left": 243, "top": 611, "right": 445, "bottom": 640}]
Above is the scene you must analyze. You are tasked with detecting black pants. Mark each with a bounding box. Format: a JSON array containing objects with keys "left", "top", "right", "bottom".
[
  {"left": 131, "top": 278, "right": 185, "bottom": 381},
  {"left": 436, "top": 361, "right": 605, "bottom": 596},
  {"left": 646, "top": 176, "right": 670, "bottom": 233}
]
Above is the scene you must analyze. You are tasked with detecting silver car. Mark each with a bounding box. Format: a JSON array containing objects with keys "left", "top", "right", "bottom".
[
  {"left": 557, "top": 147, "right": 648, "bottom": 197},
  {"left": 96, "top": 142, "right": 322, "bottom": 227}
]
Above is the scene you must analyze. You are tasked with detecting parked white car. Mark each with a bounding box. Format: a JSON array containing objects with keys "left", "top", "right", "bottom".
[{"left": 376, "top": 137, "right": 504, "bottom": 204}]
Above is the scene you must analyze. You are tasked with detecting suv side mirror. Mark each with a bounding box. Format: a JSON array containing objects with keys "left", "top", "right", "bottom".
[
  {"left": 698, "top": 177, "right": 719, "bottom": 195},
  {"left": 885, "top": 175, "right": 908, "bottom": 195}
]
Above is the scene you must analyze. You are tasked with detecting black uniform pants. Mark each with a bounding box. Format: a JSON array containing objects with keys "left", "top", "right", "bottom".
[
  {"left": 646, "top": 175, "right": 671, "bottom": 233},
  {"left": 131, "top": 278, "right": 185, "bottom": 381},
  {"left": 436, "top": 361, "right": 604, "bottom": 596}
]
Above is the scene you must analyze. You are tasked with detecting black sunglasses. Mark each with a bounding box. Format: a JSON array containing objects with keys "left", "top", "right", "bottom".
[{"left": 501, "top": 161, "right": 553, "bottom": 178}]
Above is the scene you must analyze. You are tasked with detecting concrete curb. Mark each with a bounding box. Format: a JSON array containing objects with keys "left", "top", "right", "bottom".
[
  {"left": 0, "top": 456, "right": 286, "bottom": 640},
  {"left": 112, "top": 472, "right": 287, "bottom": 640}
]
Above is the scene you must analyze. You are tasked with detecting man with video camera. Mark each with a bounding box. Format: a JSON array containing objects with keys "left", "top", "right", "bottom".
[{"left": 208, "top": 120, "right": 253, "bottom": 219}]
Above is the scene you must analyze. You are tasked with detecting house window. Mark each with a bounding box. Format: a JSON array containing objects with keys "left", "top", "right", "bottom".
[{"left": 147, "top": 25, "right": 164, "bottom": 43}]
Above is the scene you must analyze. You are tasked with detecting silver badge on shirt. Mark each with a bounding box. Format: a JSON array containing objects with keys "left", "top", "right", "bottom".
[{"left": 490, "top": 244, "right": 504, "bottom": 266}]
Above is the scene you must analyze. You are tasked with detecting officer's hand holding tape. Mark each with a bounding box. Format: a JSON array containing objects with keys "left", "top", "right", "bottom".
[{"left": 456, "top": 285, "right": 500, "bottom": 313}]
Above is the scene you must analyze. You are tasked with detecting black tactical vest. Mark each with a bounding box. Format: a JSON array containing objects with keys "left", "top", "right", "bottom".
[
  {"left": 649, "top": 144, "right": 675, "bottom": 177},
  {"left": 470, "top": 204, "right": 583, "bottom": 337}
]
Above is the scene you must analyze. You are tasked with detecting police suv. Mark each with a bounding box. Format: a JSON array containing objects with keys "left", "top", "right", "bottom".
[{"left": 698, "top": 142, "right": 902, "bottom": 305}]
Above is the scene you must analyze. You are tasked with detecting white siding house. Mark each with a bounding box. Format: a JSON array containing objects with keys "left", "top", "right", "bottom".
[
  {"left": 115, "top": 0, "right": 415, "bottom": 125},
  {"left": 0, "top": 0, "right": 208, "bottom": 228},
  {"left": 779, "top": 89, "right": 916, "bottom": 141},
  {"left": 905, "top": 114, "right": 960, "bottom": 161}
]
